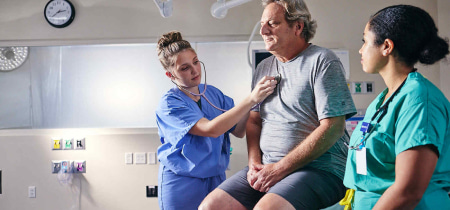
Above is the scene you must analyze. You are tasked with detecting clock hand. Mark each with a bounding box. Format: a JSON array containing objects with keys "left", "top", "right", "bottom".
[
  {"left": 51, "top": 10, "right": 67, "bottom": 17},
  {"left": 51, "top": 10, "right": 62, "bottom": 17}
]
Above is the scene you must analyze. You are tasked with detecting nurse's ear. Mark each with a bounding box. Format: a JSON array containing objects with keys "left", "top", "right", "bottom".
[{"left": 381, "top": 38, "right": 394, "bottom": 56}]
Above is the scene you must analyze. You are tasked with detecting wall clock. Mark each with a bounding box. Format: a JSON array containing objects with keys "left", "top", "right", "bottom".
[
  {"left": 44, "top": 0, "right": 75, "bottom": 28},
  {"left": 0, "top": 47, "right": 29, "bottom": 71}
]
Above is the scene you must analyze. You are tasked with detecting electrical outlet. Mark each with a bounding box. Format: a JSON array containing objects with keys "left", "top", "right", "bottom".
[
  {"left": 146, "top": 185, "right": 158, "bottom": 197},
  {"left": 74, "top": 138, "right": 85, "bottom": 150},
  {"left": 365, "top": 82, "right": 374, "bottom": 93},
  {"left": 63, "top": 138, "right": 73, "bottom": 150},
  {"left": 52, "top": 138, "right": 62, "bottom": 150},
  {"left": 73, "top": 160, "right": 86, "bottom": 173},
  {"left": 60, "top": 160, "right": 71, "bottom": 173},
  {"left": 135, "top": 153, "right": 147, "bottom": 164},
  {"left": 125, "top": 153, "right": 133, "bottom": 164},
  {"left": 28, "top": 186, "right": 36, "bottom": 198},
  {"left": 352, "top": 82, "right": 364, "bottom": 94},
  {"left": 52, "top": 161, "right": 62, "bottom": 173}
]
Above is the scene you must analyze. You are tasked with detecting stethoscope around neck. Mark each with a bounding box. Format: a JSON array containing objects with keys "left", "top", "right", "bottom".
[
  {"left": 345, "top": 73, "right": 411, "bottom": 150},
  {"left": 170, "top": 61, "right": 229, "bottom": 112}
]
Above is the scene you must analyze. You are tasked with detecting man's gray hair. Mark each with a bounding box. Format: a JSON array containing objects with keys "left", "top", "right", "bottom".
[{"left": 262, "top": 0, "right": 317, "bottom": 42}]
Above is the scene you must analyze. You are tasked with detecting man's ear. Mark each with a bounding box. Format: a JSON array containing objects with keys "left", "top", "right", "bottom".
[{"left": 295, "top": 21, "right": 304, "bottom": 36}]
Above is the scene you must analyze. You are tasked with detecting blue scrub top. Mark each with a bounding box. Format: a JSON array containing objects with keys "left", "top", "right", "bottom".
[
  {"left": 344, "top": 72, "right": 450, "bottom": 209},
  {"left": 156, "top": 84, "right": 235, "bottom": 178}
]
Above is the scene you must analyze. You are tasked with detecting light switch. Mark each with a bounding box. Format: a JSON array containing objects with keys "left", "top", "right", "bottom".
[
  {"left": 148, "top": 152, "right": 156, "bottom": 165},
  {"left": 28, "top": 186, "right": 36, "bottom": 198},
  {"left": 125, "top": 153, "right": 133, "bottom": 164}
]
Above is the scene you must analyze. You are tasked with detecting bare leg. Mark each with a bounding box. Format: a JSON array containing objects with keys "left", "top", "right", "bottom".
[
  {"left": 254, "top": 193, "right": 295, "bottom": 210},
  {"left": 199, "top": 188, "right": 247, "bottom": 210}
]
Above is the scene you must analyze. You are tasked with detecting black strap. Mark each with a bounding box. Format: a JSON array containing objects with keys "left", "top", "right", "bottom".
[
  {"left": 371, "top": 75, "right": 409, "bottom": 123},
  {"left": 196, "top": 99, "right": 202, "bottom": 110}
]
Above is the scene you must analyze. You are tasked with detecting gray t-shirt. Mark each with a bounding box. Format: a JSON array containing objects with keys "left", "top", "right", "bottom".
[{"left": 251, "top": 44, "right": 356, "bottom": 179}]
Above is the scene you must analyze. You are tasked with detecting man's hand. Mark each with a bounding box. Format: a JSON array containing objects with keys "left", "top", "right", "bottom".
[
  {"left": 249, "top": 163, "right": 287, "bottom": 192},
  {"left": 247, "top": 163, "right": 263, "bottom": 188}
]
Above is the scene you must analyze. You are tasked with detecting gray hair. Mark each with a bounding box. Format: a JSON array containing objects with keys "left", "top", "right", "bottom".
[{"left": 262, "top": 0, "right": 317, "bottom": 42}]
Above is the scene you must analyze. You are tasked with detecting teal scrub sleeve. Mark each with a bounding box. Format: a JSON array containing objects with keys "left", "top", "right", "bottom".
[{"left": 395, "top": 100, "right": 445, "bottom": 156}]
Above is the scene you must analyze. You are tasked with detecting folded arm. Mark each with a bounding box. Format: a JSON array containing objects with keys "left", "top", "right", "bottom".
[{"left": 250, "top": 115, "right": 346, "bottom": 192}]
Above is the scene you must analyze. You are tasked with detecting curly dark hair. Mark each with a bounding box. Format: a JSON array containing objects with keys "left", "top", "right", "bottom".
[{"left": 368, "top": 5, "right": 449, "bottom": 66}]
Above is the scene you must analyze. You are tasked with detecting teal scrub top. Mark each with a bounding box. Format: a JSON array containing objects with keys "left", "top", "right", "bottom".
[{"left": 344, "top": 72, "right": 450, "bottom": 209}]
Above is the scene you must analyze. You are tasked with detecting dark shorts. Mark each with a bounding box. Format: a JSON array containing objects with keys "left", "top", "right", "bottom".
[{"left": 218, "top": 166, "right": 346, "bottom": 209}]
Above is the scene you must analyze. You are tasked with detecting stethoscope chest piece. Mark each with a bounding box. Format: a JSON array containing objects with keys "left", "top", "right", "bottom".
[{"left": 274, "top": 74, "right": 282, "bottom": 84}]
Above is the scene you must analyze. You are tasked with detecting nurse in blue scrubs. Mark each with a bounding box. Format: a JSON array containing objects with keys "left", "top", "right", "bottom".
[
  {"left": 342, "top": 5, "right": 450, "bottom": 210},
  {"left": 155, "top": 31, "right": 277, "bottom": 210}
]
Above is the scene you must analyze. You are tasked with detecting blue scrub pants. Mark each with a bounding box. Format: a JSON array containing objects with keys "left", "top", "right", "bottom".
[{"left": 158, "top": 164, "right": 226, "bottom": 210}]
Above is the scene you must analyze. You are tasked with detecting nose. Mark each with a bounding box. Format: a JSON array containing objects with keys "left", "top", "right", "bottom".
[
  {"left": 260, "top": 23, "right": 269, "bottom": 36},
  {"left": 193, "top": 63, "right": 201, "bottom": 75},
  {"left": 359, "top": 46, "right": 363, "bottom": 55}
]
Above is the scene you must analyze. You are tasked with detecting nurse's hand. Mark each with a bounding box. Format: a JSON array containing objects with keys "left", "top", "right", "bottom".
[
  {"left": 250, "top": 163, "right": 287, "bottom": 192},
  {"left": 250, "top": 76, "right": 277, "bottom": 104}
]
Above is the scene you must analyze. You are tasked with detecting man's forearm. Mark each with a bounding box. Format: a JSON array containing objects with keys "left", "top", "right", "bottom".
[
  {"left": 276, "top": 116, "right": 345, "bottom": 175},
  {"left": 246, "top": 111, "right": 263, "bottom": 164}
]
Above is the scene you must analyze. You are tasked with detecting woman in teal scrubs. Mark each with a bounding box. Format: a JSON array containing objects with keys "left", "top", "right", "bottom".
[
  {"left": 155, "top": 31, "right": 277, "bottom": 209},
  {"left": 343, "top": 5, "right": 450, "bottom": 209}
]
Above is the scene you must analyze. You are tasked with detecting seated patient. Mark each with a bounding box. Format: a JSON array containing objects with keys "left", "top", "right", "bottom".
[
  {"left": 155, "top": 31, "right": 277, "bottom": 209},
  {"left": 199, "top": 0, "right": 356, "bottom": 209}
]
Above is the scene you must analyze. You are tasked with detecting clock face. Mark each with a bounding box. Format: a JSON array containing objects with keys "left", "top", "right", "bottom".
[{"left": 44, "top": 0, "right": 75, "bottom": 28}]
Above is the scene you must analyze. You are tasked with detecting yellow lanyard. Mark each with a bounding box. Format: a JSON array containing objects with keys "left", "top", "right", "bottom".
[{"left": 339, "top": 189, "right": 355, "bottom": 210}]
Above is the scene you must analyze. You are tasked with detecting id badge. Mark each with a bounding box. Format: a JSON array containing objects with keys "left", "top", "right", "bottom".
[{"left": 356, "top": 147, "right": 367, "bottom": 175}]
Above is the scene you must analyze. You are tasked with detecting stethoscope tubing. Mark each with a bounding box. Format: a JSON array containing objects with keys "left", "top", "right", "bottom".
[{"left": 171, "top": 61, "right": 229, "bottom": 112}]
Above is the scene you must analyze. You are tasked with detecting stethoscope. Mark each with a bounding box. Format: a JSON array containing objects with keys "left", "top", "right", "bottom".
[
  {"left": 345, "top": 71, "right": 412, "bottom": 150},
  {"left": 172, "top": 60, "right": 281, "bottom": 112},
  {"left": 171, "top": 61, "right": 230, "bottom": 112}
]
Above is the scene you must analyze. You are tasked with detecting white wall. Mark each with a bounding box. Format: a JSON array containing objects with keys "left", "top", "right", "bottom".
[
  {"left": 0, "top": 0, "right": 264, "bottom": 46},
  {"left": 0, "top": 128, "right": 250, "bottom": 210},
  {"left": 0, "top": 128, "right": 161, "bottom": 210},
  {"left": 438, "top": 0, "right": 450, "bottom": 99},
  {"left": 0, "top": 1, "right": 447, "bottom": 210}
]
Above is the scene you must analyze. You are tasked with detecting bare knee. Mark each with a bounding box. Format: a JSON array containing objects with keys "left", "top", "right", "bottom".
[
  {"left": 198, "top": 199, "right": 212, "bottom": 210},
  {"left": 198, "top": 195, "right": 219, "bottom": 210},
  {"left": 198, "top": 189, "right": 246, "bottom": 210},
  {"left": 254, "top": 193, "right": 295, "bottom": 210}
]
